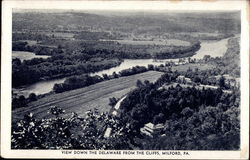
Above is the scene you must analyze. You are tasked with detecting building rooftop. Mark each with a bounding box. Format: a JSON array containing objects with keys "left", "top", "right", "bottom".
[
  {"left": 104, "top": 127, "right": 112, "bottom": 138},
  {"left": 145, "top": 122, "right": 154, "bottom": 129},
  {"left": 155, "top": 123, "right": 164, "bottom": 129},
  {"left": 141, "top": 123, "right": 164, "bottom": 137}
]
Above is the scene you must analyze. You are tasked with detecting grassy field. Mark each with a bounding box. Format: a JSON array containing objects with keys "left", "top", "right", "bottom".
[
  {"left": 114, "top": 39, "right": 190, "bottom": 46},
  {"left": 12, "top": 51, "right": 51, "bottom": 62},
  {"left": 172, "top": 63, "right": 214, "bottom": 72},
  {"left": 12, "top": 71, "right": 164, "bottom": 121},
  {"left": 44, "top": 32, "right": 75, "bottom": 38},
  {"left": 18, "top": 40, "right": 38, "bottom": 45}
]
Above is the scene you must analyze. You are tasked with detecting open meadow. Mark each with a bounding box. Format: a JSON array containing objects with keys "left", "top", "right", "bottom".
[{"left": 172, "top": 63, "right": 214, "bottom": 72}]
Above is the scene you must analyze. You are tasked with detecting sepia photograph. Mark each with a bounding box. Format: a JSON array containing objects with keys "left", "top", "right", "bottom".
[{"left": 1, "top": 0, "right": 249, "bottom": 159}]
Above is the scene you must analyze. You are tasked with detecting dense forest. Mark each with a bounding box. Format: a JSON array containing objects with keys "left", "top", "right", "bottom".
[
  {"left": 153, "top": 41, "right": 200, "bottom": 59},
  {"left": 215, "top": 37, "right": 240, "bottom": 77},
  {"left": 12, "top": 41, "right": 57, "bottom": 55}
]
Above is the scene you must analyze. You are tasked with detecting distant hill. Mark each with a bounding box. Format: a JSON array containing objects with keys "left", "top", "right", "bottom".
[{"left": 13, "top": 10, "right": 240, "bottom": 34}]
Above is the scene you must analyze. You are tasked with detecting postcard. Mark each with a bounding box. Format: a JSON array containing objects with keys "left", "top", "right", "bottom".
[{"left": 1, "top": 0, "right": 249, "bottom": 159}]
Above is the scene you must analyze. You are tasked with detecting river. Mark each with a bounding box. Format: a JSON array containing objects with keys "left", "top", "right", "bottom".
[
  {"left": 13, "top": 78, "right": 66, "bottom": 98},
  {"left": 12, "top": 38, "right": 229, "bottom": 97},
  {"left": 191, "top": 38, "right": 229, "bottom": 59},
  {"left": 90, "top": 59, "right": 179, "bottom": 76}
]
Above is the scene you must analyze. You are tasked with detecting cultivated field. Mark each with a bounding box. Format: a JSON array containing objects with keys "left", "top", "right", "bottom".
[{"left": 12, "top": 71, "right": 164, "bottom": 121}]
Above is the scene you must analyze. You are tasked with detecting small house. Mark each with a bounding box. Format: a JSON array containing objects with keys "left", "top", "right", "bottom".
[
  {"left": 140, "top": 123, "right": 164, "bottom": 137},
  {"left": 104, "top": 127, "right": 112, "bottom": 138},
  {"left": 176, "top": 75, "right": 193, "bottom": 85},
  {"left": 185, "top": 77, "right": 192, "bottom": 84}
]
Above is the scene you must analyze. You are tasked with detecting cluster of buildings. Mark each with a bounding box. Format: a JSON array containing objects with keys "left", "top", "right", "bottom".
[
  {"left": 158, "top": 74, "right": 234, "bottom": 94},
  {"left": 214, "top": 74, "right": 240, "bottom": 88},
  {"left": 176, "top": 75, "right": 193, "bottom": 85}
]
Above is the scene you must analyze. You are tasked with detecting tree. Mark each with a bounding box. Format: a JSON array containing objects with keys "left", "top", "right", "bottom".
[
  {"left": 168, "top": 67, "right": 172, "bottom": 73},
  {"left": 193, "top": 58, "right": 196, "bottom": 63},
  {"left": 112, "top": 72, "right": 119, "bottom": 78},
  {"left": 136, "top": 80, "right": 144, "bottom": 88},
  {"left": 181, "top": 107, "right": 194, "bottom": 117},
  {"left": 18, "top": 95, "right": 27, "bottom": 108},
  {"left": 218, "top": 76, "right": 226, "bottom": 88},
  {"left": 195, "top": 67, "right": 199, "bottom": 73},
  {"left": 28, "top": 93, "right": 37, "bottom": 101},
  {"left": 153, "top": 113, "right": 165, "bottom": 124},
  {"left": 194, "top": 76, "right": 201, "bottom": 83},
  {"left": 12, "top": 97, "right": 20, "bottom": 109},
  {"left": 102, "top": 74, "right": 109, "bottom": 80},
  {"left": 109, "top": 97, "right": 117, "bottom": 107},
  {"left": 144, "top": 80, "right": 150, "bottom": 86},
  {"left": 148, "top": 64, "right": 154, "bottom": 70},
  {"left": 187, "top": 67, "right": 192, "bottom": 72},
  {"left": 203, "top": 55, "right": 211, "bottom": 62},
  {"left": 12, "top": 58, "right": 21, "bottom": 66},
  {"left": 49, "top": 106, "right": 65, "bottom": 117},
  {"left": 53, "top": 83, "right": 63, "bottom": 93}
]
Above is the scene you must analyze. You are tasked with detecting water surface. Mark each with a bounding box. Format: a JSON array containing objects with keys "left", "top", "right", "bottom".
[
  {"left": 13, "top": 78, "right": 66, "bottom": 97},
  {"left": 191, "top": 38, "right": 229, "bottom": 59}
]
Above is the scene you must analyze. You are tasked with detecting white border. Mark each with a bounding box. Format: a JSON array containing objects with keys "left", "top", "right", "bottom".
[{"left": 1, "top": 0, "right": 249, "bottom": 159}]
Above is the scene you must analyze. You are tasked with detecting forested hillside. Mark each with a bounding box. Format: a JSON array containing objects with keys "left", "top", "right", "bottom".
[
  {"left": 13, "top": 11, "right": 240, "bottom": 34},
  {"left": 118, "top": 71, "right": 240, "bottom": 150}
]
